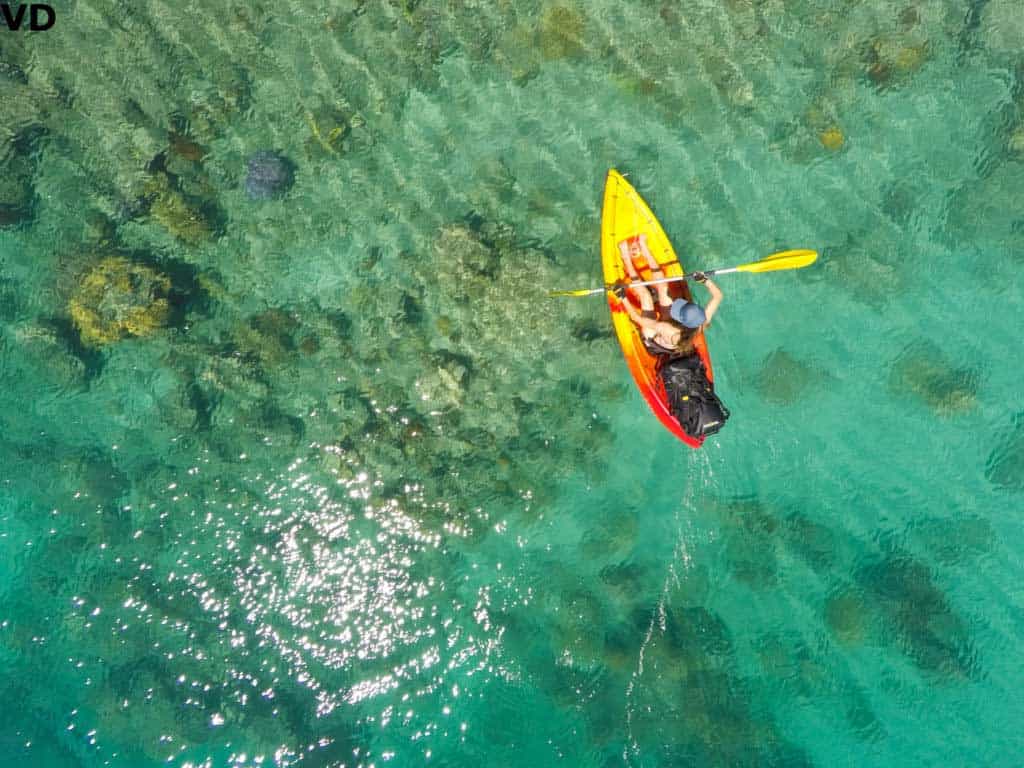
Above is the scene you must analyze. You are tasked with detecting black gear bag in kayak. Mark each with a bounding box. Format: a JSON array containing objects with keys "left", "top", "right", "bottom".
[{"left": 659, "top": 354, "right": 730, "bottom": 439}]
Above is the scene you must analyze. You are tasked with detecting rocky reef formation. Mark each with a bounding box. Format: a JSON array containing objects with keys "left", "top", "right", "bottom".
[
  {"left": 144, "top": 170, "right": 216, "bottom": 246},
  {"left": 978, "top": 0, "right": 1024, "bottom": 58},
  {"left": 889, "top": 341, "right": 980, "bottom": 415},
  {"left": 0, "top": 151, "right": 35, "bottom": 227},
  {"left": 945, "top": 160, "right": 1024, "bottom": 258},
  {"left": 0, "top": 45, "right": 48, "bottom": 227},
  {"left": 307, "top": 220, "right": 622, "bottom": 533},
  {"left": 77, "top": 212, "right": 620, "bottom": 546},
  {"left": 0, "top": 124, "right": 44, "bottom": 228},
  {"left": 68, "top": 257, "right": 172, "bottom": 347},
  {"left": 824, "top": 584, "right": 871, "bottom": 646},
  {"left": 6, "top": 320, "right": 89, "bottom": 390},
  {"left": 862, "top": 35, "right": 929, "bottom": 90},
  {"left": 752, "top": 348, "right": 831, "bottom": 406},
  {"left": 854, "top": 550, "right": 978, "bottom": 678}
]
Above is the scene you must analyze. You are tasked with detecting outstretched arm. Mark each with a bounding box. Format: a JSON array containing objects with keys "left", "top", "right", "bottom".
[{"left": 699, "top": 276, "right": 723, "bottom": 327}]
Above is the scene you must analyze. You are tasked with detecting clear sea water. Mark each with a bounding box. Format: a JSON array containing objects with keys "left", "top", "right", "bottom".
[{"left": 2, "top": 1, "right": 1024, "bottom": 766}]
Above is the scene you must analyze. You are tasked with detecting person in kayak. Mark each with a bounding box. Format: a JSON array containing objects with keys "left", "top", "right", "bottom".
[{"left": 614, "top": 234, "right": 723, "bottom": 358}]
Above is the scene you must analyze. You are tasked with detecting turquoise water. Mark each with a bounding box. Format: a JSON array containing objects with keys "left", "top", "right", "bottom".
[{"left": 2, "top": 0, "right": 1024, "bottom": 765}]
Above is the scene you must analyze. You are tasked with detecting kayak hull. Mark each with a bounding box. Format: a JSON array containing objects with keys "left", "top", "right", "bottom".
[{"left": 600, "top": 169, "right": 713, "bottom": 449}]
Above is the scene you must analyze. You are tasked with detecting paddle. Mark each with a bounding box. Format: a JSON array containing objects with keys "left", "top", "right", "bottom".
[{"left": 548, "top": 249, "right": 818, "bottom": 298}]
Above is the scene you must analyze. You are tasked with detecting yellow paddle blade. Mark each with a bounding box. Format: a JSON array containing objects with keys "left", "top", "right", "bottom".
[
  {"left": 735, "top": 249, "right": 818, "bottom": 274},
  {"left": 548, "top": 286, "right": 607, "bottom": 297}
]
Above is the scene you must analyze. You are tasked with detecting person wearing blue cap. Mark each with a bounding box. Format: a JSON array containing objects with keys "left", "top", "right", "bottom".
[{"left": 615, "top": 234, "right": 723, "bottom": 358}]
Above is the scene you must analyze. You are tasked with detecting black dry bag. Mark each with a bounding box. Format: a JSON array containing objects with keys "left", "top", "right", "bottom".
[{"left": 659, "top": 355, "right": 730, "bottom": 438}]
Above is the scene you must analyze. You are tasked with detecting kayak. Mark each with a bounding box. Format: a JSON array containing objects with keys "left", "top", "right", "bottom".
[{"left": 601, "top": 169, "right": 713, "bottom": 449}]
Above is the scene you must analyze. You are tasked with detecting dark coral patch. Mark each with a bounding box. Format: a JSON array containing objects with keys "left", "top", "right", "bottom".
[{"left": 245, "top": 150, "right": 296, "bottom": 200}]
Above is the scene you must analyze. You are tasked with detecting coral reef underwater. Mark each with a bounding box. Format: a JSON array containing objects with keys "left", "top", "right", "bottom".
[
  {"left": 68, "top": 257, "right": 172, "bottom": 347},
  {"left": 245, "top": 150, "right": 296, "bottom": 200}
]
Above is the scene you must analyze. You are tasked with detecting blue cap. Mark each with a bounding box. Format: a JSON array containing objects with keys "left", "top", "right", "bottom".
[{"left": 669, "top": 299, "right": 706, "bottom": 328}]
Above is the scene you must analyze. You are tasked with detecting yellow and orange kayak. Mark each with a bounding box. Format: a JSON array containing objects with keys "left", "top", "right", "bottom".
[{"left": 601, "top": 169, "right": 713, "bottom": 449}]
